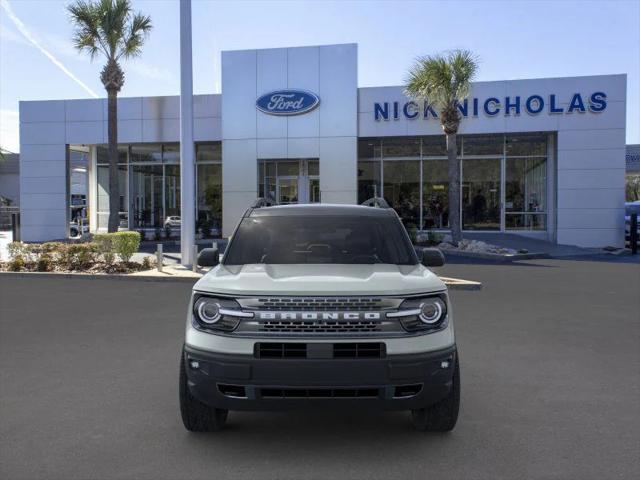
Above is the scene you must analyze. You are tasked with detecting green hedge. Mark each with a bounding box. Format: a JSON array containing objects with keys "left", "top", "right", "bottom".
[{"left": 112, "top": 231, "right": 140, "bottom": 263}]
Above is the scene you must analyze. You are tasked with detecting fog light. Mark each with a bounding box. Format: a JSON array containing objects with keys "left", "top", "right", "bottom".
[
  {"left": 440, "top": 361, "right": 449, "bottom": 369},
  {"left": 189, "top": 360, "right": 200, "bottom": 370}
]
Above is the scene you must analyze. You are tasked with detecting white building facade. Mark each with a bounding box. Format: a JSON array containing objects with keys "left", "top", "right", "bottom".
[{"left": 19, "top": 43, "right": 627, "bottom": 247}]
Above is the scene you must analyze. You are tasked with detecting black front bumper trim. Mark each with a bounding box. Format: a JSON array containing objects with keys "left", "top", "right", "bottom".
[{"left": 183, "top": 344, "right": 457, "bottom": 411}]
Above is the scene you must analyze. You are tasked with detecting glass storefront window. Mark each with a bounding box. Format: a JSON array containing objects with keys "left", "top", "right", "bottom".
[
  {"left": 383, "top": 160, "right": 420, "bottom": 228},
  {"left": 462, "top": 158, "right": 501, "bottom": 230},
  {"left": 195, "top": 143, "right": 222, "bottom": 237},
  {"left": 505, "top": 157, "right": 547, "bottom": 231},
  {"left": 97, "top": 145, "right": 127, "bottom": 164},
  {"left": 422, "top": 160, "right": 449, "bottom": 229},
  {"left": 506, "top": 133, "right": 547, "bottom": 156},
  {"left": 196, "top": 163, "right": 222, "bottom": 235},
  {"left": 382, "top": 137, "right": 420, "bottom": 159},
  {"left": 163, "top": 144, "right": 180, "bottom": 163},
  {"left": 97, "top": 164, "right": 128, "bottom": 229},
  {"left": 421, "top": 136, "right": 447, "bottom": 157},
  {"left": 164, "top": 165, "right": 181, "bottom": 220},
  {"left": 463, "top": 135, "right": 503, "bottom": 156},
  {"left": 130, "top": 144, "right": 162, "bottom": 163},
  {"left": 196, "top": 143, "right": 222, "bottom": 162},
  {"left": 357, "top": 161, "right": 381, "bottom": 203},
  {"left": 130, "top": 164, "right": 163, "bottom": 228}
]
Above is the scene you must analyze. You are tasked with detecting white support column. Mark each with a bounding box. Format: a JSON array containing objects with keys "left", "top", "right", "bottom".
[{"left": 179, "top": 0, "right": 195, "bottom": 266}]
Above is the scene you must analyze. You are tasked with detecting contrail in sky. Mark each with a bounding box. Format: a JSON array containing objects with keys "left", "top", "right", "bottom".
[{"left": 1, "top": 0, "right": 100, "bottom": 98}]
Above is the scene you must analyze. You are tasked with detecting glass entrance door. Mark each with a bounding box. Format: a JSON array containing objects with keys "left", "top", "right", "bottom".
[
  {"left": 259, "top": 159, "right": 319, "bottom": 204},
  {"left": 461, "top": 158, "right": 501, "bottom": 230},
  {"left": 277, "top": 177, "right": 299, "bottom": 204}
]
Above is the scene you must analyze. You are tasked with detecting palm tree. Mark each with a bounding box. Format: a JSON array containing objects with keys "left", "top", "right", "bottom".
[
  {"left": 405, "top": 50, "right": 478, "bottom": 245},
  {"left": 68, "top": 0, "right": 152, "bottom": 232}
]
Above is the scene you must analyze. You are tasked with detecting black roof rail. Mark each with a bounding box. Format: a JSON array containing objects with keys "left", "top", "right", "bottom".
[{"left": 361, "top": 197, "right": 391, "bottom": 209}]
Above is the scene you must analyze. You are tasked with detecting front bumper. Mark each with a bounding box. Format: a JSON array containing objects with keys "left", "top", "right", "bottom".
[{"left": 183, "top": 344, "right": 457, "bottom": 411}]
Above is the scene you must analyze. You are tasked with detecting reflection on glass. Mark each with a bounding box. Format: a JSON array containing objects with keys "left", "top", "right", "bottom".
[
  {"left": 196, "top": 163, "right": 222, "bottom": 234},
  {"left": 97, "top": 164, "right": 128, "bottom": 229},
  {"left": 309, "top": 178, "right": 321, "bottom": 203},
  {"left": 308, "top": 160, "right": 319, "bottom": 176},
  {"left": 97, "top": 145, "right": 128, "bottom": 164},
  {"left": 278, "top": 178, "right": 298, "bottom": 204},
  {"left": 463, "top": 135, "right": 503, "bottom": 156},
  {"left": 131, "top": 164, "right": 163, "bottom": 228},
  {"left": 505, "top": 157, "right": 547, "bottom": 230},
  {"left": 164, "top": 165, "right": 181, "bottom": 219},
  {"left": 163, "top": 144, "right": 180, "bottom": 163},
  {"left": 196, "top": 143, "right": 222, "bottom": 162},
  {"left": 422, "top": 160, "right": 449, "bottom": 229},
  {"left": 383, "top": 160, "right": 420, "bottom": 228},
  {"left": 381, "top": 137, "right": 420, "bottom": 158},
  {"left": 462, "top": 158, "right": 501, "bottom": 230},
  {"left": 130, "top": 144, "right": 162, "bottom": 163},
  {"left": 506, "top": 133, "right": 547, "bottom": 156},
  {"left": 357, "top": 161, "right": 381, "bottom": 203}
]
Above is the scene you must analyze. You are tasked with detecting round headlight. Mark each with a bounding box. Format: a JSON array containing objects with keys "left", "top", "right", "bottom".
[
  {"left": 419, "top": 298, "right": 445, "bottom": 324},
  {"left": 196, "top": 298, "right": 221, "bottom": 324}
]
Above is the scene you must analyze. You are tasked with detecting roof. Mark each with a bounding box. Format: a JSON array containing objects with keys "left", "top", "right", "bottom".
[{"left": 248, "top": 203, "right": 396, "bottom": 217}]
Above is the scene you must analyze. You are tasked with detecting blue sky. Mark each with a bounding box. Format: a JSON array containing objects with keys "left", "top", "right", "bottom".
[{"left": 1, "top": 0, "right": 638, "bottom": 152}]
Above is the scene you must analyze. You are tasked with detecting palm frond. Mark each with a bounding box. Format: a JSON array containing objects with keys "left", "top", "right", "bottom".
[
  {"left": 405, "top": 49, "right": 479, "bottom": 111},
  {"left": 68, "top": 0, "right": 152, "bottom": 66}
]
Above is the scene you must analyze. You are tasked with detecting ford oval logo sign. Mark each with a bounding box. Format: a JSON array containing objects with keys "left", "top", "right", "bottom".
[{"left": 256, "top": 90, "right": 320, "bottom": 116}]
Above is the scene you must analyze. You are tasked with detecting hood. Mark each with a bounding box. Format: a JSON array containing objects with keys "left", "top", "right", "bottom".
[{"left": 193, "top": 263, "right": 446, "bottom": 296}]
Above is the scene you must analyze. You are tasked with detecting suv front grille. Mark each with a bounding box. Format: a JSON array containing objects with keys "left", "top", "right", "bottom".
[
  {"left": 238, "top": 297, "right": 402, "bottom": 311},
  {"left": 260, "top": 320, "right": 380, "bottom": 334}
]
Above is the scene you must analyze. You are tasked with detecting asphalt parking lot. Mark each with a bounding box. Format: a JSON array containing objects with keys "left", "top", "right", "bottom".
[{"left": 1, "top": 258, "right": 639, "bottom": 480}]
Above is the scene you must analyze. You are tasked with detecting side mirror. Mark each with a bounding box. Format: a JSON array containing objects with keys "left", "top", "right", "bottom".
[
  {"left": 417, "top": 247, "right": 445, "bottom": 267},
  {"left": 197, "top": 248, "right": 219, "bottom": 267}
]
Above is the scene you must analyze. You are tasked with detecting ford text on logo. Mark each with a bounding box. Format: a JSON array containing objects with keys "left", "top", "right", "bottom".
[
  {"left": 257, "top": 312, "right": 381, "bottom": 320},
  {"left": 256, "top": 90, "right": 320, "bottom": 116},
  {"left": 374, "top": 92, "right": 607, "bottom": 121}
]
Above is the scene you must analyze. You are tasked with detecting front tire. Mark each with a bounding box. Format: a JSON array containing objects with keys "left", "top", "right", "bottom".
[
  {"left": 411, "top": 355, "right": 460, "bottom": 432},
  {"left": 179, "top": 350, "right": 228, "bottom": 432}
]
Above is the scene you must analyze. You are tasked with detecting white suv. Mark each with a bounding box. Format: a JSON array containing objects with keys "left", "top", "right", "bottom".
[{"left": 179, "top": 201, "right": 459, "bottom": 432}]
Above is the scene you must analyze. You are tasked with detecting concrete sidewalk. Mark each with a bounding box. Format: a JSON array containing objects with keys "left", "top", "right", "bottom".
[{"left": 463, "top": 232, "right": 604, "bottom": 257}]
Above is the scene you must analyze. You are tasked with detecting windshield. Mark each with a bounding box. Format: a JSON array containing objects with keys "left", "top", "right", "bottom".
[{"left": 223, "top": 215, "right": 418, "bottom": 265}]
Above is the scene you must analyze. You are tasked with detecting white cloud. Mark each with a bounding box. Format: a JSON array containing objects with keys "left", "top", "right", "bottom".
[
  {"left": 0, "top": 109, "right": 19, "bottom": 153},
  {"left": 0, "top": 0, "right": 99, "bottom": 98}
]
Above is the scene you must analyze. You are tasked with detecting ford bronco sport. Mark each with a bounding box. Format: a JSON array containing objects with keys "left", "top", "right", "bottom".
[{"left": 179, "top": 200, "right": 459, "bottom": 432}]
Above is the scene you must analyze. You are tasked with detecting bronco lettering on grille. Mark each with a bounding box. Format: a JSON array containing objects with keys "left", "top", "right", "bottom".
[{"left": 257, "top": 312, "right": 381, "bottom": 321}]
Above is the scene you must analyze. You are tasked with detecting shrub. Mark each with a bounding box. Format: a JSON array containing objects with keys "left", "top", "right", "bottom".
[
  {"left": 113, "top": 231, "right": 140, "bottom": 263},
  {"left": 94, "top": 233, "right": 116, "bottom": 265},
  {"left": 7, "top": 242, "right": 28, "bottom": 260},
  {"left": 61, "top": 243, "right": 99, "bottom": 270},
  {"left": 36, "top": 254, "right": 53, "bottom": 272},
  {"left": 8, "top": 255, "right": 25, "bottom": 271},
  {"left": 141, "top": 256, "right": 153, "bottom": 270},
  {"left": 138, "top": 229, "right": 146, "bottom": 242}
]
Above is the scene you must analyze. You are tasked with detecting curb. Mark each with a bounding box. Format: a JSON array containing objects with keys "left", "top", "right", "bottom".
[
  {"left": 0, "top": 270, "right": 199, "bottom": 284},
  {"left": 442, "top": 250, "right": 550, "bottom": 262},
  {"left": 0, "top": 270, "right": 482, "bottom": 290}
]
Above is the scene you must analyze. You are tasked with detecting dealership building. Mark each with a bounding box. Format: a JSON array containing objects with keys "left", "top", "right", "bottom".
[{"left": 19, "top": 43, "right": 627, "bottom": 247}]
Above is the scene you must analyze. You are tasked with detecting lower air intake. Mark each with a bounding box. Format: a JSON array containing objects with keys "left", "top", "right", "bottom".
[{"left": 260, "top": 388, "right": 380, "bottom": 398}]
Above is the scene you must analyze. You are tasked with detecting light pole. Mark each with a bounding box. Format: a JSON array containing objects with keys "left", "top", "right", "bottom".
[{"left": 179, "top": 0, "right": 195, "bottom": 266}]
